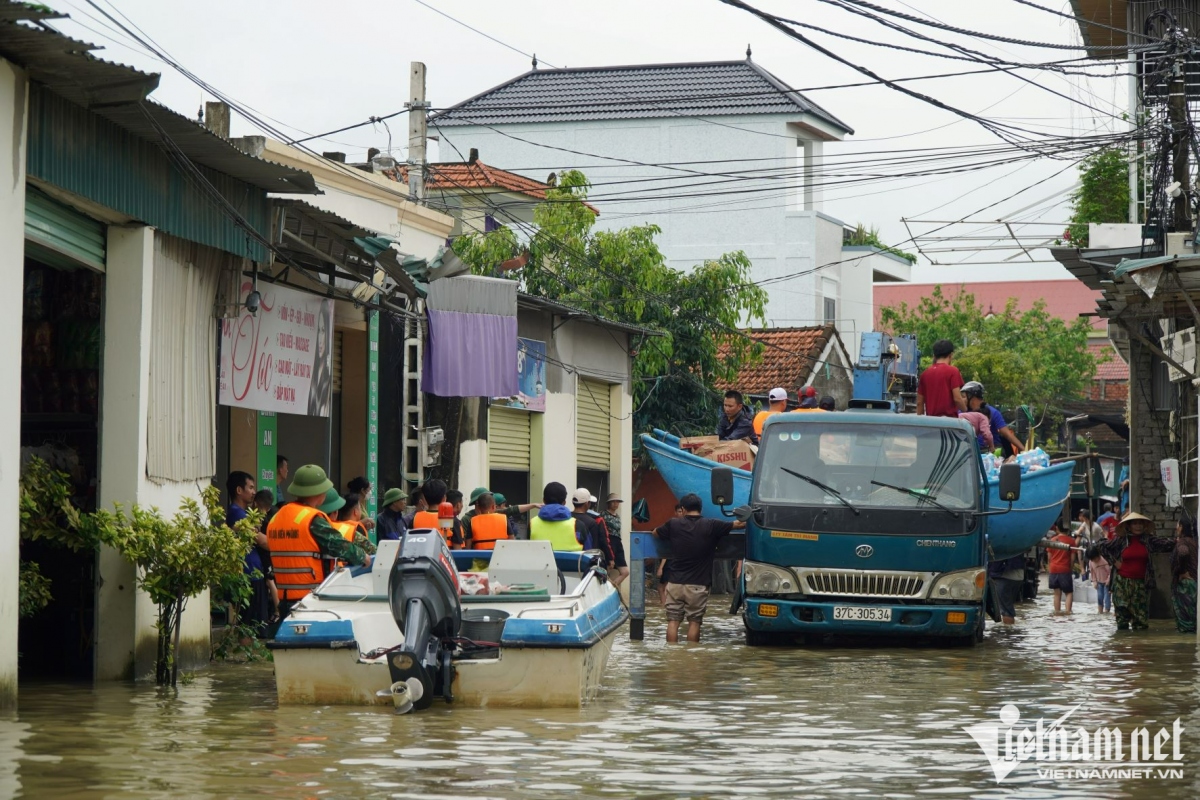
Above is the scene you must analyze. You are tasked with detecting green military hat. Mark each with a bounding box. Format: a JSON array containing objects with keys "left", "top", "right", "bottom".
[
  {"left": 288, "top": 464, "right": 334, "bottom": 499},
  {"left": 493, "top": 493, "right": 507, "bottom": 506},
  {"left": 469, "top": 486, "right": 490, "bottom": 504},
  {"left": 318, "top": 487, "right": 346, "bottom": 515},
  {"left": 382, "top": 487, "right": 405, "bottom": 506}
]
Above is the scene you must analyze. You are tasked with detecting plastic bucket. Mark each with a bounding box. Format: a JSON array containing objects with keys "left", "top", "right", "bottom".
[{"left": 461, "top": 608, "right": 510, "bottom": 643}]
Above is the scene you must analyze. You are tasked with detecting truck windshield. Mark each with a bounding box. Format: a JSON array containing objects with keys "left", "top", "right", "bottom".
[{"left": 754, "top": 422, "right": 977, "bottom": 512}]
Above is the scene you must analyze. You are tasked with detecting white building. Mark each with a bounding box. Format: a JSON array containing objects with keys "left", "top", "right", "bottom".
[{"left": 430, "top": 57, "right": 910, "bottom": 355}]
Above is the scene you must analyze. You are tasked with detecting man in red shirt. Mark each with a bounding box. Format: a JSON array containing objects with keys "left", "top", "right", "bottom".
[
  {"left": 1046, "top": 520, "right": 1077, "bottom": 615},
  {"left": 916, "top": 339, "right": 966, "bottom": 418}
]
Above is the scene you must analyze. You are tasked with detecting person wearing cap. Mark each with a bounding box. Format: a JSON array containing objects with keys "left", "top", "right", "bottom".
[
  {"left": 916, "top": 339, "right": 966, "bottom": 418},
  {"left": 266, "top": 465, "right": 371, "bottom": 616},
  {"left": 793, "top": 386, "right": 821, "bottom": 412},
  {"left": 375, "top": 487, "right": 408, "bottom": 541},
  {"left": 753, "top": 388, "right": 789, "bottom": 435},
  {"left": 463, "top": 486, "right": 542, "bottom": 543},
  {"left": 334, "top": 492, "right": 377, "bottom": 555},
  {"left": 716, "top": 389, "right": 758, "bottom": 445},
  {"left": 601, "top": 492, "right": 629, "bottom": 587},
  {"left": 961, "top": 381, "right": 1023, "bottom": 456},
  {"left": 818, "top": 395, "right": 836, "bottom": 411},
  {"left": 571, "top": 488, "right": 615, "bottom": 564},
  {"left": 1095, "top": 512, "right": 1176, "bottom": 630}
]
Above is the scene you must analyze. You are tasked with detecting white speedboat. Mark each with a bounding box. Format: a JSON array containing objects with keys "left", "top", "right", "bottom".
[{"left": 268, "top": 534, "right": 626, "bottom": 711}]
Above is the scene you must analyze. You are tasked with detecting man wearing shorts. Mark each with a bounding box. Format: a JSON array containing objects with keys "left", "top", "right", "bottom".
[
  {"left": 652, "top": 493, "right": 745, "bottom": 643},
  {"left": 1048, "top": 521, "right": 1077, "bottom": 615}
]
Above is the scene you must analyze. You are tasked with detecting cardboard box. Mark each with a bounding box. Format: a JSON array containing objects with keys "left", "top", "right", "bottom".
[
  {"left": 680, "top": 435, "right": 719, "bottom": 451},
  {"left": 694, "top": 439, "right": 755, "bottom": 471}
]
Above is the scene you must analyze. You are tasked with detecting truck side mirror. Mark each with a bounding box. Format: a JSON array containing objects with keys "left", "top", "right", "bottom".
[
  {"left": 711, "top": 467, "right": 734, "bottom": 506},
  {"left": 998, "top": 462, "right": 1021, "bottom": 502}
]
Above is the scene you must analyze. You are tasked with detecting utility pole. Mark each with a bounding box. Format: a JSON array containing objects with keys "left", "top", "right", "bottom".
[
  {"left": 406, "top": 62, "right": 428, "bottom": 202},
  {"left": 1169, "top": 44, "right": 1190, "bottom": 232}
]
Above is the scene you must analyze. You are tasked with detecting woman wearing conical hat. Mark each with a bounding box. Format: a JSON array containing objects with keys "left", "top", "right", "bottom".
[{"left": 1094, "top": 512, "right": 1175, "bottom": 631}]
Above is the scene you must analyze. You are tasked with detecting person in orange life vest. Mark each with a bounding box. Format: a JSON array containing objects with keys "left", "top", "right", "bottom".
[
  {"left": 333, "top": 491, "right": 377, "bottom": 554},
  {"left": 346, "top": 476, "right": 376, "bottom": 533},
  {"left": 267, "top": 465, "right": 371, "bottom": 614},
  {"left": 402, "top": 485, "right": 428, "bottom": 528},
  {"left": 753, "top": 387, "right": 789, "bottom": 435},
  {"left": 409, "top": 479, "right": 446, "bottom": 530}
]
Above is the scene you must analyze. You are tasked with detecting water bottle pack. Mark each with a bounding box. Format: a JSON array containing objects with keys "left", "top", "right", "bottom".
[{"left": 982, "top": 447, "right": 1049, "bottom": 482}]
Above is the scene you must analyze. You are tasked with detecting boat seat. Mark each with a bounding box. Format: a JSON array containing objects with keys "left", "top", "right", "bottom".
[{"left": 487, "top": 540, "right": 561, "bottom": 595}]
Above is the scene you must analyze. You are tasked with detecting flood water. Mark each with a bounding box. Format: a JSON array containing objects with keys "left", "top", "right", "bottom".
[{"left": 3, "top": 592, "right": 1198, "bottom": 799}]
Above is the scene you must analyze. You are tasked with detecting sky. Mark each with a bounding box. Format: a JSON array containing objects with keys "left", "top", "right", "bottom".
[{"left": 41, "top": 0, "right": 1136, "bottom": 283}]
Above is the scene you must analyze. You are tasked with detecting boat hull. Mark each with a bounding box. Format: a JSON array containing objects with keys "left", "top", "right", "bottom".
[
  {"left": 273, "top": 621, "right": 622, "bottom": 708},
  {"left": 641, "top": 432, "right": 751, "bottom": 520}
]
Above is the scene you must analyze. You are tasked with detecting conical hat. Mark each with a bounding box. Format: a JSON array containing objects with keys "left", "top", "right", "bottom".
[{"left": 1116, "top": 511, "right": 1152, "bottom": 535}]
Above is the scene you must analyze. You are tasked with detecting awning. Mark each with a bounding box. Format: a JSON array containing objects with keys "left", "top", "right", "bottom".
[{"left": 422, "top": 276, "right": 518, "bottom": 398}]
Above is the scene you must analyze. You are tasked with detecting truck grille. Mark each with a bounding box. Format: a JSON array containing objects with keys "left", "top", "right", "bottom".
[{"left": 798, "top": 569, "right": 930, "bottom": 599}]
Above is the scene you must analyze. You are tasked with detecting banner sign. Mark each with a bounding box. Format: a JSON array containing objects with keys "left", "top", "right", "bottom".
[
  {"left": 256, "top": 411, "right": 277, "bottom": 496},
  {"left": 219, "top": 281, "right": 334, "bottom": 417},
  {"left": 493, "top": 337, "right": 546, "bottom": 412}
]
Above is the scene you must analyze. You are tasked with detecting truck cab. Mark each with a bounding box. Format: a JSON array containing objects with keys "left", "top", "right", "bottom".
[{"left": 720, "top": 410, "right": 1020, "bottom": 646}]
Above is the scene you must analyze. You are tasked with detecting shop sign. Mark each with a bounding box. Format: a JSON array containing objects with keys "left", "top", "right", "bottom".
[
  {"left": 219, "top": 281, "right": 334, "bottom": 417},
  {"left": 366, "top": 311, "right": 379, "bottom": 518},
  {"left": 493, "top": 337, "right": 546, "bottom": 412}
]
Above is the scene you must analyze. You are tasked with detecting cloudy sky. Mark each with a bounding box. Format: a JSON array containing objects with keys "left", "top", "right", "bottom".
[{"left": 42, "top": 0, "right": 1133, "bottom": 283}]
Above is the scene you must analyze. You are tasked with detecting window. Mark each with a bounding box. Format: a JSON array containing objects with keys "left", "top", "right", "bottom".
[{"left": 824, "top": 297, "right": 837, "bottom": 325}]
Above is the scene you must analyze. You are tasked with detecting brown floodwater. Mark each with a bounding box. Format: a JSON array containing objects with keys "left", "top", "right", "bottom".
[{"left": 2, "top": 593, "right": 1198, "bottom": 799}]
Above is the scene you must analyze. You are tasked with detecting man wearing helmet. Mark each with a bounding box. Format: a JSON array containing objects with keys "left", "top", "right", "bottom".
[{"left": 962, "top": 381, "right": 1024, "bottom": 457}]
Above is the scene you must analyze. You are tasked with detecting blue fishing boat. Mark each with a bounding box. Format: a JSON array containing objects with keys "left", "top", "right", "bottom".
[{"left": 641, "top": 428, "right": 1072, "bottom": 557}]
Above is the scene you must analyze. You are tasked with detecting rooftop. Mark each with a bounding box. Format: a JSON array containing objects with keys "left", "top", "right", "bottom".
[
  {"left": 1089, "top": 340, "right": 1128, "bottom": 382},
  {"left": 398, "top": 159, "right": 596, "bottom": 212},
  {"left": 431, "top": 59, "right": 852, "bottom": 136},
  {"left": 714, "top": 325, "right": 845, "bottom": 395},
  {"left": 873, "top": 279, "right": 1106, "bottom": 331}
]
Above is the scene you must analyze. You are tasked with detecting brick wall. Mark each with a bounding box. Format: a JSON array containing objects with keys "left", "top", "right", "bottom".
[{"left": 1087, "top": 380, "right": 1129, "bottom": 401}]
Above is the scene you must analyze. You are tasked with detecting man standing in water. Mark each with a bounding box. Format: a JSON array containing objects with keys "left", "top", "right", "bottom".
[{"left": 653, "top": 493, "right": 745, "bottom": 643}]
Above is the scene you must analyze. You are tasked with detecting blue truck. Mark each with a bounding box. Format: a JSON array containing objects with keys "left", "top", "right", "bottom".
[{"left": 711, "top": 409, "right": 1023, "bottom": 646}]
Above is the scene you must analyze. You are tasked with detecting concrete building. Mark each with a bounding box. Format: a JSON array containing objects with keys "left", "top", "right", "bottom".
[{"left": 430, "top": 58, "right": 909, "bottom": 351}]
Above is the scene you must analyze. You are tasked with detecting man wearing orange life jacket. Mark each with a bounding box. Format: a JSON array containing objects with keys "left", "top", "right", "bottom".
[
  {"left": 752, "top": 387, "right": 789, "bottom": 436},
  {"left": 332, "top": 491, "right": 377, "bottom": 554},
  {"left": 407, "top": 479, "right": 465, "bottom": 549},
  {"left": 466, "top": 492, "right": 509, "bottom": 550},
  {"left": 267, "top": 465, "right": 371, "bottom": 616}
]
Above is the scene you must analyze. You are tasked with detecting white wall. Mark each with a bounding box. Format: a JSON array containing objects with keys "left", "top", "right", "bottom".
[
  {"left": 95, "top": 226, "right": 211, "bottom": 681},
  {"left": 433, "top": 116, "right": 873, "bottom": 328},
  {"left": 0, "top": 57, "right": 26, "bottom": 709}
]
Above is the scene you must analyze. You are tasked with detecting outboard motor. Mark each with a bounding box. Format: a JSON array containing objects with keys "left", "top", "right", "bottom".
[{"left": 386, "top": 530, "right": 462, "bottom": 710}]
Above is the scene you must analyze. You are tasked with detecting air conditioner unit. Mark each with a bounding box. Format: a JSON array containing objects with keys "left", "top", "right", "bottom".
[{"left": 1160, "top": 326, "right": 1196, "bottom": 382}]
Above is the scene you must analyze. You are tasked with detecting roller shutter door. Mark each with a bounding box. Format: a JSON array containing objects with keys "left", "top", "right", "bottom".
[
  {"left": 332, "top": 330, "right": 343, "bottom": 392},
  {"left": 576, "top": 378, "right": 611, "bottom": 470},
  {"left": 489, "top": 406, "right": 531, "bottom": 470},
  {"left": 25, "top": 187, "right": 106, "bottom": 272}
]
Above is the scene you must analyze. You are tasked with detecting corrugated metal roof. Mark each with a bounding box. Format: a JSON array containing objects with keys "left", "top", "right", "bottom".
[
  {"left": 0, "top": 3, "right": 317, "bottom": 194},
  {"left": 432, "top": 59, "right": 853, "bottom": 135}
]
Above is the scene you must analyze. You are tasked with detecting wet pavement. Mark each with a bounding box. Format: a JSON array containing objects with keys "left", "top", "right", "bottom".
[{"left": 2, "top": 588, "right": 1197, "bottom": 799}]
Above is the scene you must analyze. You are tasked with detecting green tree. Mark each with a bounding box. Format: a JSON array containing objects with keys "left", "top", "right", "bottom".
[
  {"left": 879, "top": 285, "right": 1098, "bottom": 420},
  {"left": 453, "top": 170, "right": 768, "bottom": 434},
  {"left": 1066, "top": 147, "right": 1130, "bottom": 247},
  {"left": 94, "top": 487, "right": 258, "bottom": 686}
]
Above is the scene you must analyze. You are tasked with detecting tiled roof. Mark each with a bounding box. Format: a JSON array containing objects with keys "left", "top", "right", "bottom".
[
  {"left": 1089, "top": 340, "right": 1128, "bottom": 381},
  {"left": 401, "top": 160, "right": 552, "bottom": 201},
  {"left": 874, "top": 280, "right": 1107, "bottom": 331},
  {"left": 714, "top": 325, "right": 842, "bottom": 395},
  {"left": 431, "top": 60, "right": 852, "bottom": 134}
]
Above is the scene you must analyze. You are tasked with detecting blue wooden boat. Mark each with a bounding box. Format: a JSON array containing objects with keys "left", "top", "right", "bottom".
[
  {"left": 642, "top": 429, "right": 752, "bottom": 520},
  {"left": 641, "top": 429, "right": 1071, "bottom": 557}
]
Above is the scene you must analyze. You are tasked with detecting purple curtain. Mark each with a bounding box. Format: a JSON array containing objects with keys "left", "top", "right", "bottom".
[{"left": 422, "top": 309, "right": 518, "bottom": 397}]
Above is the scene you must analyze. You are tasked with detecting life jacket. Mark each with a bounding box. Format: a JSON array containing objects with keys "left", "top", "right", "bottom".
[
  {"left": 412, "top": 510, "right": 440, "bottom": 529},
  {"left": 753, "top": 409, "right": 778, "bottom": 435},
  {"left": 267, "top": 503, "right": 331, "bottom": 602},
  {"left": 470, "top": 512, "right": 509, "bottom": 550},
  {"left": 331, "top": 520, "right": 363, "bottom": 543},
  {"left": 530, "top": 516, "right": 582, "bottom": 551}
]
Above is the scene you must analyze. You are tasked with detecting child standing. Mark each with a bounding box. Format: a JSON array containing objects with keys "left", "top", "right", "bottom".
[{"left": 1089, "top": 546, "right": 1112, "bottom": 614}]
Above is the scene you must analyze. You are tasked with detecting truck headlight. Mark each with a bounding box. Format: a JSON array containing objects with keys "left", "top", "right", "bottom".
[
  {"left": 743, "top": 561, "right": 800, "bottom": 595},
  {"left": 929, "top": 568, "right": 986, "bottom": 602}
]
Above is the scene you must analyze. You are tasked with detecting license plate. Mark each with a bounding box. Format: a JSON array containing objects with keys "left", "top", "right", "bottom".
[{"left": 833, "top": 606, "right": 892, "bottom": 622}]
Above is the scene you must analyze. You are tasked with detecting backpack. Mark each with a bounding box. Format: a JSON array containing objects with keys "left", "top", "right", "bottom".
[{"left": 574, "top": 515, "right": 604, "bottom": 551}]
